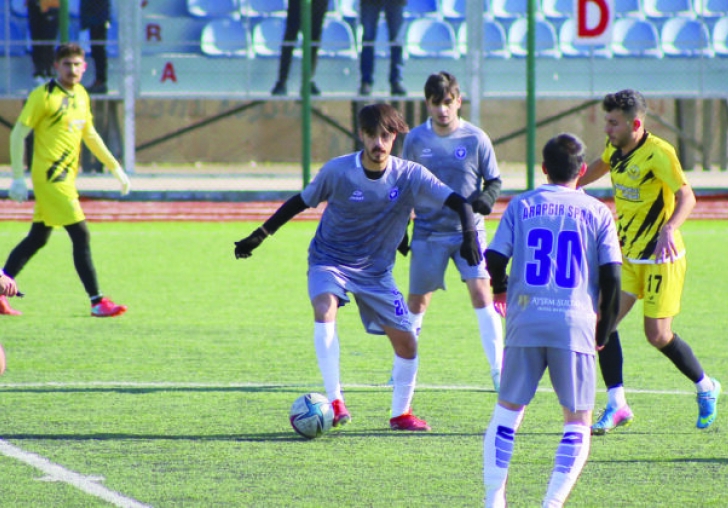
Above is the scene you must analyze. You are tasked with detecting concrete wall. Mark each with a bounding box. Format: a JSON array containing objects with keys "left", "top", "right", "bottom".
[{"left": 0, "top": 97, "right": 717, "bottom": 169}]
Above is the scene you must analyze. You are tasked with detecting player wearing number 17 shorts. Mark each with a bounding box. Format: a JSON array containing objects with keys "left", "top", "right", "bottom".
[
  {"left": 482, "top": 133, "right": 622, "bottom": 507},
  {"left": 578, "top": 89, "right": 721, "bottom": 434}
]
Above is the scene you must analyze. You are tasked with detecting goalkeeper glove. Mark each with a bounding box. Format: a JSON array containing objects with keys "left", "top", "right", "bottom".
[
  {"left": 234, "top": 228, "right": 268, "bottom": 259},
  {"left": 110, "top": 166, "right": 131, "bottom": 196},
  {"left": 9, "top": 178, "right": 28, "bottom": 203},
  {"left": 460, "top": 230, "right": 482, "bottom": 266}
]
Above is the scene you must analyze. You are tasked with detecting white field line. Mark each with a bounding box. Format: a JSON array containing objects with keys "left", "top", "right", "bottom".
[
  {"left": 0, "top": 380, "right": 694, "bottom": 507},
  {"left": 0, "top": 380, "right": 695, "bottom": 396},
  {"left": 0, "top": 440, "right": 152, "bottom": 508}
]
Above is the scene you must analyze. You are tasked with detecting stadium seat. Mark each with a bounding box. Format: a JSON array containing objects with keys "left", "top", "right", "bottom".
[
  {"left": 404, "top": 0, "right": 440, "bottom": 18},
  {"left": 142, "top": 16, "right": 207, "bottom": 54},
  {"left": 712, "top": 16, "right": 728, "bottom": 54},
  {"left": 245, "top": 0, "right": 287, "bottom": 17},
  {"left": 405, "top": 18, "right": 459, "bottom": 58},
  {"left": 252, "top": 16, "right": 290, "bottom": 57},
  {"left": 661, "top": 17, "right": 713, "bottom": 56},
  {"left": 643, "top": 0, "right": 696, "bottom": 20},
  {"left": 0, "top": 13, "right": 29, "bottom": 56},
  {"left": 491, "top": 0, "right": 533, "bottom": 22},
  {"left": 559, "top": 18, "right": 612, "bottom": 57},
  {"left": 187, "top": 0, "right": 240, "bottom": 18},
  {"left": 611, "top": 17, "right": 662, "bottom": 57},
  {"left": 457, "top": 17, "right": 510, "bottom": 58},
  {"left": 9, "top": 0, "right": 27, "bottom": 16},
  {"left": 613, "top": 0, "right": 645, "bottom": 18},
  {"left": 441, "top": 0, "right": 467, "bottom": 21},
  {"left": 201, "top": 18, "right": 253, "bottom": 57},
  {"left": 338, "top": 0, "right": 359, "bottom": 20},
  {"left": 694, "top": 0, "right": 728, "bottom": 19},
  {"left": 541, "top": 0, "right": 571, "bottom": 24},
  {"left": 508, "top": 16, "right": 560, "bottom": 58},
  {"left": 319, "top": 17, "right": 357, "bottom": 58},
  {"left": 142, "top": 0, "right": 192, "bottom": 16}
]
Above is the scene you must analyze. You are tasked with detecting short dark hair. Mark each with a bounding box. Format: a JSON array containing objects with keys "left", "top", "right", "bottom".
[
  {"left": 542, "top": 133, "right": 586, "bottom": 183},
  {"left": 358, "top": 103, "right": 409, "bottom": 136},
  {"left": 424, "top": 71, "right": 460, "bottom": 103},
  {"left": 55, "top": 43, "right": 85, "bottom": 62},
  {"left": 602, "top": 89, "right": 647, "bottom": 120}
]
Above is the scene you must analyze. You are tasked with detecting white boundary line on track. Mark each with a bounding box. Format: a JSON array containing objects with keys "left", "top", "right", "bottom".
[
  {"left": 0, "top": 440, "right": 151, "bottom": 508},
  {"left": 0, "top": 380, "right": 695, "bottom": 396}
]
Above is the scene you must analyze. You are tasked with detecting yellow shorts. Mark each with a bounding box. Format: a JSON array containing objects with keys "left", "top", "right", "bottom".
[
  {"left": 621, "top": 256, "right": 686, "bottom": 319},
  {"left": 31, "top": 176, "right": 85, "bottom": 227}
]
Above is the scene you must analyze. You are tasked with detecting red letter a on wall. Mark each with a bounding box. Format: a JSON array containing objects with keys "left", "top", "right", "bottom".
[{"left": 161, "top": 62, "right": 177, "bottom": 83}]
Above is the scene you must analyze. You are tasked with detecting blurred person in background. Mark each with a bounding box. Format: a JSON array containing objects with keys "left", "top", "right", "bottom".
[
  {"left": 80, "top": 0, "right": 111, "bottom": 94},
  {"left": 271, "top": 0, "right": 328, "bottom": 96},
  {"left": 359, "top": 0, "right": 407, "bottom": 96},
  {"left": 28, "top": 0, "right": 60, "bottom": 85}
]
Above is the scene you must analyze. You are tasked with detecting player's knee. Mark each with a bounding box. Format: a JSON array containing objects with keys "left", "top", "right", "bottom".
[{"left": 645, "top": 330, "right": 672, "bottom": 348}]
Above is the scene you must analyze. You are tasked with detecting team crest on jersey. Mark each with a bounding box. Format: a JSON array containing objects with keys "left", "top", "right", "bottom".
[
  {"left": 627, "top": 164, "right": 641, "bottom": 180},
  {"left": 420, "top": 148, "right": 433, "bottom": 157},
  {"left": 454, "top": 145, "right": 467, "bottom": 160},
  {"left": 389, "top": 188, "right": 400, "bottom": 201},
  {"left": 349, "top": 190, "right": 364, "bottom": 202}
]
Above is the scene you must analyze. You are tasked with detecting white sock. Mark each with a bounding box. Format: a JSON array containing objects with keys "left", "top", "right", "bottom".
[
  {"left": 475, "top": 305, "right": 504, "bottom": 373},
  {"left": 543, "top": 423, "right": 591, "bottom": 508},
  {"left": 696, "top": 374, "right": 714, "bottom": 393},
  {"left": 314, "top": 322, "right": 342, "bottom": 402},
  {"left": 409, "top": 311, "right": 424, "bottom": 340},
  {"left": 391, "top": 355, "right": 418, "bottom": 417},
  {"left": 483, "top": 404, "right": 525, "bottom": 508},
  {"left": 607, "top": 386, "right": 627, "bottom": 409}
]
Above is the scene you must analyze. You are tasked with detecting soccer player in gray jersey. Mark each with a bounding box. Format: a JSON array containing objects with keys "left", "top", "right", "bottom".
[
  {"left": 400, "top": 71, "right": 504, "bottom": 391},
  {"left": 234, "top": 103, "right": 483, "bottom": 432},
  {"left": 482, "top": 134, "right": 622, "bottom": 507}
]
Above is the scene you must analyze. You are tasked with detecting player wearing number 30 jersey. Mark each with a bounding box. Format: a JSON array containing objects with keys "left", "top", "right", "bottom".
[{"left": 482, "top": 133, "right": 621, "bottom": 507}]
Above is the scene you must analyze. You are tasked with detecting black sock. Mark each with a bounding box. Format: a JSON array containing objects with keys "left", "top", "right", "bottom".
[
  {"left": 598, "top": 331, "right": 624, "bottom": 389},
  {"left": 659, "top": 333, "right": 704, "bottom": 383}
]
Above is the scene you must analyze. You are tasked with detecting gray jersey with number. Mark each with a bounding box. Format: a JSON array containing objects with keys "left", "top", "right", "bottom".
[
  {"left": 403, "top": 118, "right": 500, "bottom": 239},
  {"left": 301, "top": 152, "right": 453, "bottom": 275},
  {"left": 489, "top": 184, "right": 622, "bottom": 354}
]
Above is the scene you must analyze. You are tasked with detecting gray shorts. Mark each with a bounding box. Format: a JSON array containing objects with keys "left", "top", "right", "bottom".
[
  {"left": 499, "top": 346, "right": 596, "bottom": 412},
  {"left": 308, "top": 265, "right": 411, "bottom": 335},
  {"left": 408, "top": 234, "right": 489, "bottom": 295}
]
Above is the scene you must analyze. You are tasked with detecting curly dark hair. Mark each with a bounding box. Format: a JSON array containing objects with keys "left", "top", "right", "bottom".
[{"left": 602, "top": 89, "right": 647, "bottom": 119}]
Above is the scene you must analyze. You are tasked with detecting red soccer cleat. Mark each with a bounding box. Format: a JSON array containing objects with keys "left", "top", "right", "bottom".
[
  {"left": 91, "top": 297, "right": 128, "bottom": 318},
  {"left": 390, "top": 410, "right": 431, "bottom": 431},
  {"left": 332, "top": 399, "right": 351, "bottom": 428},
  {"left": 0, "top": 295, "right": 21, "bottom": 315}
]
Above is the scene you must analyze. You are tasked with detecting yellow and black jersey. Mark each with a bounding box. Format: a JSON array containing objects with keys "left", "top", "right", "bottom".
[
  {"left": 600, "top": 132, "right": 688, "bottom": 262},
  {"left": 18, "top": 79, "right": 92, "bottom": 186}
]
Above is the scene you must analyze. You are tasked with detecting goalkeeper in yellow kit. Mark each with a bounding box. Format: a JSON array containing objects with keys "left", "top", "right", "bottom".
[{"left": 1, "top": 43, "right": 130, "bottom": 317}]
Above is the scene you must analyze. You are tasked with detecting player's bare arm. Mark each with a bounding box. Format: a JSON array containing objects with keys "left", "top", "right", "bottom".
[
  {"left": 577, "top": 158, "right": 610, "bottom": 187},
  {"left": 655, "top": 184, "right": 696, "bottom": 263}
]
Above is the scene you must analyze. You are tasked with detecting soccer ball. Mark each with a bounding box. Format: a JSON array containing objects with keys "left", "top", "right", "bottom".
[{"left": 289, "top": 392, "right": 334, "bottom": 439}]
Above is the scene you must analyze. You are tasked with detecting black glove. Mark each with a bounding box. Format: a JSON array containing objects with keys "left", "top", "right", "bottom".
[
  {"left": 460, "top": 230, "right": 482, "bottom": 266},
  {"left": 234, "top": 228, "right": 267, "bottom": 259},
  {"left": 471, "top": 193, "right": 493, "bottom": 215},
  {"left": 397, "top": 230, "right": 410, "bottom": 256}
]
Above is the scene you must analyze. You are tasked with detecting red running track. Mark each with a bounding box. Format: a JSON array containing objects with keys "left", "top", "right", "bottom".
[{"left": 1, "top": 197, "right": 727, "bottom": 221}]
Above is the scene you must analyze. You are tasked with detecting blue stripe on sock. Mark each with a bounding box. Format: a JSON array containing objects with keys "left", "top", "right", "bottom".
[
  {"left": 553, "top": 431, "right": 583, "bottom": 474},
  {"left": 495, "top": 425, "right": 515, "bottom": 468}
]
